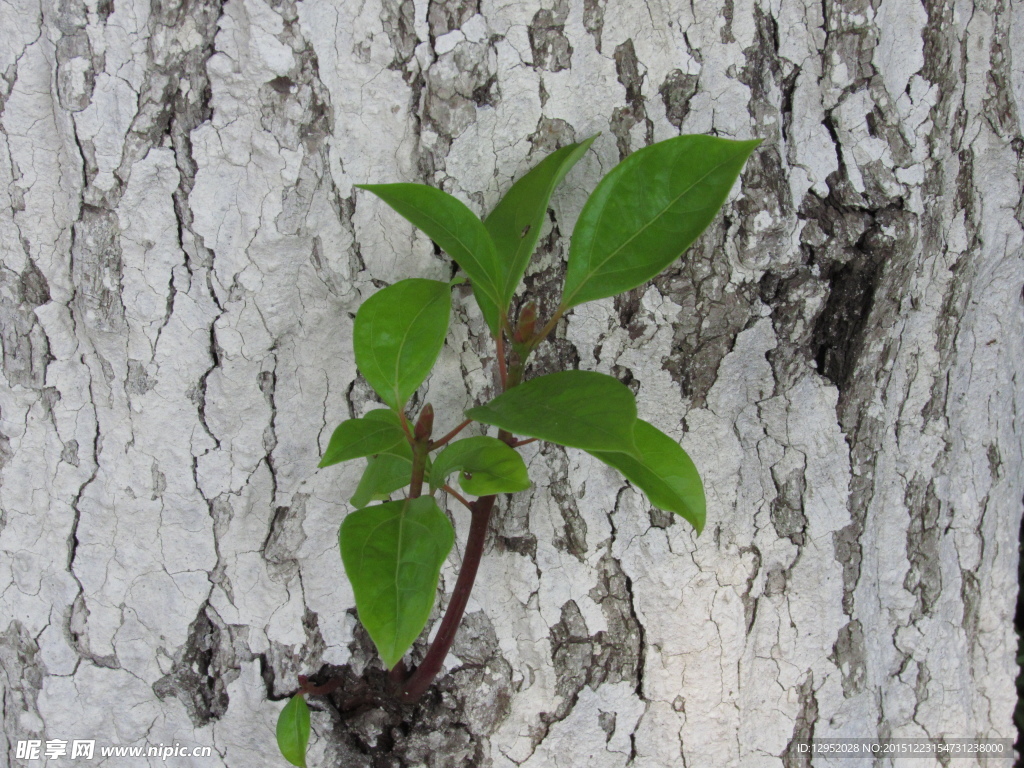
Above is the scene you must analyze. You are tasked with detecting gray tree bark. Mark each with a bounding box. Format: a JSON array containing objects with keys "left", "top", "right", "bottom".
[{"left": 1, "top": 0, "right": 1021, "bottom": 765}]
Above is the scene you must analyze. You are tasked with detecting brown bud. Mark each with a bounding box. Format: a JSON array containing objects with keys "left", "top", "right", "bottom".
[
  {"left": 414, "top": 404, "right": 434, "bottom": 442},
  {"left": 513, "top": 302, "right": 538, "bottom": 344}
]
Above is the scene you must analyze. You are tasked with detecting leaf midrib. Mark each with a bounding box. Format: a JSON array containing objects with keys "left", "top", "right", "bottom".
[
  {"left": 387, "top": 292, "right": 444, "bottom": 408},
  {"left": 493, "top": 145, "right": 587, "bottom": 300},
  {"left": 562, "top": 147, "right": 746, "bottom": 307},
  {"left": 478, "top": 399, "right": 634, "bottom": 451},
  {"left": 406, "top": 201, "right": 502, "bottom": 307}
]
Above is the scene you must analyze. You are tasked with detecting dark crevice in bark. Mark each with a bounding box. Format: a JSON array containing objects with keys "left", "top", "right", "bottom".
[
  {"left": 740, "top": 544, "right": 762, "bottom": 635},
  {"left": 830, "top": 620, "right": 866, "bottom": 698},
  {"left": 426, "top": 0, "right": 478, "bottom": 40},
  {"left": 536, "top": 550, "right": 642, "bottom": 761},
  {"left": 659, "top": 69, "right": 700, "bottom": 131},
  {"left": 382, "top": 0, "right": 419, "bottom": 70},
  {"left": 804, "top": 190, "right": 909, "bottom": 399},
  {"left": 783, "top": 674, "right": 818, "bottom": 766},
  {"left": 0, "top": 259, "right": 52, "bottom": 391},
  {"left": 610, "top": 38, "right": 653, "bottom": 159},
  {"left": 903, "top": 478, "right": 943, "bottom": 621},
  {"left": 528, "top": 1, "right": 572, "bottom": 73},
  {"left": 582, "top": 0, "right": 606, "bottom": 53},
  {"left": 65, "top": 375, "right": 106, "bottom": 669},
  {"left": 153, "top": 607, "right": 232, "bottom": 726}
]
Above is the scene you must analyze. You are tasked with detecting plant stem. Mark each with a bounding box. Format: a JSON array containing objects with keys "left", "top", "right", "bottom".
[
  {"left": 528, "top": 305, "right": 566, "bottom": 353},
  {"left": 511, "top": 437, "right": 538, "bottom": 448},
  {"left": 399, "top": 494, "right": 495, "bottom": 702},
  {"left": 388, "top": 660, "right": 407, "bottom": 688},
  {"left": 496, "top": 327, "right": 508, "bottom": 388},
  {"left": 408, "top": 441, "right": 428, "bottom": 499},
  {"left": 442, "top": 484, "right": 474, "bottom": 511},
  {"left": 399, "top": 412, "right": 415, "bottom": 443},
  {"left": 429, "top": 418, "right": 472, "bottom": 450},
  {"left": 396, "top": 326, "right": 528, "bottom": 701},
  {"left": 505, "top": 360, "right": 524, "bottom": 391},
  {"left": 297, "top": 674, "right": 345, "bottom": 696}
]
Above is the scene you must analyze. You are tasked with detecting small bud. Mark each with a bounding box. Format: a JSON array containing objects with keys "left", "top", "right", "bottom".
[
  {"left": 513, "top": 302, "right": 538, "bottom": 344},
  {"left": 414, "top": 404, "right": 434, "bottom": 442}
]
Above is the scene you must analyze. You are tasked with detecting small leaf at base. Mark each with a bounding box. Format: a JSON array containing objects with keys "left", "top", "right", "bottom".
[{"left": 276, "top": 695, "right": 310, "bottom": 768}]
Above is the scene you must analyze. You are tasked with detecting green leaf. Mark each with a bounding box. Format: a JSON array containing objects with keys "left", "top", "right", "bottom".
[
  {"left": 276, "top": 695, "right": 310, "bottom": 768},
  {"left": 465, "top": 370, "right": 638, "bottom": 454},
  {"left": 353, "top": 278, "right": 451, "bottom": 411},
  {"left": 562, "top": 135, "right": 760, "bottom": 308},
  {"left": 590, "top": 420, "right": 706, "bottom": 533},
  {"left": 349, "top": 422, "right": 419, "bottom": 508},
  {"left": 479, "top": 136, "right": 598, "bottom": 326},
  {"left": 319, "top": 410, "right": 407, "bottom": 468},
  {"left": 430, "top": 436, "right": 531, "bottom": 496},
  {"left": 471, "top": 285, "right": 503, "bottom": 338},
  {"left": 350, "top": 452, "right": 413, "bottom": 508},
  {"left": 339, "top": 497, "right": 455, "bottom": 669},
  {"left": 356, "top": 184, "right": 504, "bottom": 315}
]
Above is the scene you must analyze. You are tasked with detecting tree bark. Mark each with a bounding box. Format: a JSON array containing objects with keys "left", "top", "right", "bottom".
[{"left": 1, "top": 0, "right": 1021, "bottom": 765}]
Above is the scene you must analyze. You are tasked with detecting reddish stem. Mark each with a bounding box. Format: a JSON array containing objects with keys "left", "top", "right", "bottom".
[
  {"left": 429, "top": 418, "right": 472, "bottom": 450},
  {"left": 528, "top": 306, "right": 565, "bottom": 353},
  {"left": 399, "top": 495, "right": 496, "bottom": 702},
  {"left": 512, "top": 437, "right": 538, "bottom": 448},
  {"left": 388, "top": 660, "right": 407, "bottom": 688},
  {"left": 399, "top": 412, "right": 415, "bottom": 442},
  {"left": 391, "top": 316, "right": 525, "bottom": 701},
  {"left": 496, "top": 327, "right": 508, "bottom": 388},
  {"left": 408, "top": 442, "right": 428, "bottom": 499},
  {"left": 442, "top": 484, "right": 474, "bottom": 511},
  {"left": 297, "top": 674, "right": 346, "bottom": 696}
]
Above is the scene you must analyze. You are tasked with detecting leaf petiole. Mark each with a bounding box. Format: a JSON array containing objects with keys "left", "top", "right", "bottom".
[
  {"left": 429, "top": 418, "right": 473, "bottom": 450},
  {"left": 399, "top": 412, "right": 415, "bottom": 443},
  {"left": 442, "top": 484, "right": 474, "bottom": 511},
  {"left": 523, "top": 305, "right": 566, "bottom": 357}
]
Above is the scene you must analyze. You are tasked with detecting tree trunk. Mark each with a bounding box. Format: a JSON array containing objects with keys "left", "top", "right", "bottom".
[{"left": 1, "top": 0, "right": 1021, "bottom": 765}]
